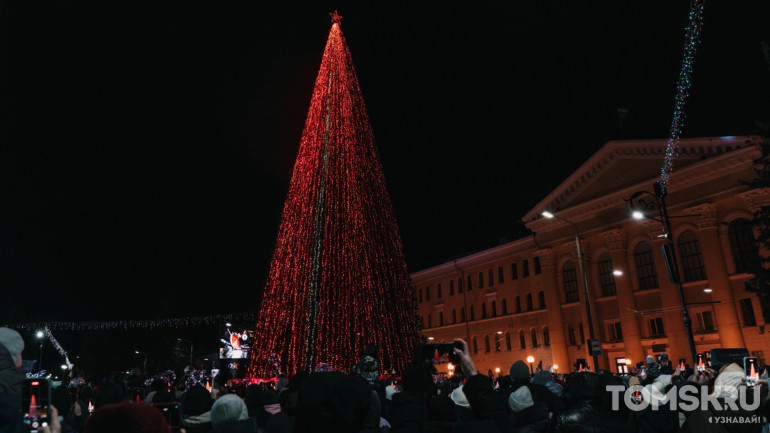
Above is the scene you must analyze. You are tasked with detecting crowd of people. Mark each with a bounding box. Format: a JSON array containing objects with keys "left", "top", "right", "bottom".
[{"left": 2, "top": 326, "right": 770, "bottom": 433}]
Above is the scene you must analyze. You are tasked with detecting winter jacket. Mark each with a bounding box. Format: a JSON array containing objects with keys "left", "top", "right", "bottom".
[
  {"left": 511, "top": 401, "right": 549, "bottom": 433},
  {"left": 462, "top": 374, "right": 514, "bottom": 433},
  {"left": 0, "top": 345, "right": 23, "bottom": 433}
]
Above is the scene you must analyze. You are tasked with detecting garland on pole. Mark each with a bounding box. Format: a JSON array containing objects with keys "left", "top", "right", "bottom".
[
  {"left": 44, "top": 327, "right": 73, "bottom": 370},
  {"left": 6, "top": 311, "right": 258, "bottom": 331},
  {"left": 659, "top": 0, "right": 705, "bottom": 191}
]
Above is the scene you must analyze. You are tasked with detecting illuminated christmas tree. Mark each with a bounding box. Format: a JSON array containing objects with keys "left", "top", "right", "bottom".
[{"left": 247, "top": 12, "right": 423, "bottom": 377}]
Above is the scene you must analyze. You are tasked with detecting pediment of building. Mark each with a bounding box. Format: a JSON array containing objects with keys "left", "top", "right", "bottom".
[{"left": 522, "top": 136, "right": 761, "bottom": 225}]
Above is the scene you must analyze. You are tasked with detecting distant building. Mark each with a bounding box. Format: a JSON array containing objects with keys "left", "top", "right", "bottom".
[{"left": 412, "top": 136, "right": 770, "bottom": 375}]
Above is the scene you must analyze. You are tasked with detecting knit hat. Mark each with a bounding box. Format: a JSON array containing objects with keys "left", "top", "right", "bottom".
[
  {"left": 384, "top": 384, "right": 399, "bottom": 401},
  {"left": 646, "top": 355, "right": 655, "bottom": 364},
  {"left": 509, "top": 360, "right": 530, "bottom": 380},
  {"left": 450, "top": 385, "right": 469, "bottom": 408},
  {"left": 85, "top": 402, "right": 171, "bottom": 433},
  {"left": 210, "top": 394, "right": 248, "bottom": 428},
  {"left": 508, "top": 387, "right": 534, "bottom": 412},
  {"left": 0, "top": 328, "right": 24, "bottom": 364},
  {"left": 181, "top": 384, "right": 213, "bottom": 416}
]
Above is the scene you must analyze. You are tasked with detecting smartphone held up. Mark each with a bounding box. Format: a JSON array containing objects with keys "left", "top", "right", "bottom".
[{"left": 22, "top": 378, "right": 51, "bottom": 433}]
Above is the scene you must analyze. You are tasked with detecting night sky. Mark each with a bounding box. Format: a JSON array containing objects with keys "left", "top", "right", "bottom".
[{"left": 1, "top": 2, "right": 769, "bottom": 374}]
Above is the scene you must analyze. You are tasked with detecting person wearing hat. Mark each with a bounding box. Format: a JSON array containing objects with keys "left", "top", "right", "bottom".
[
  {"left": 0, "top": 327, "right": 25, "bottom": 433},
  {"left": 659, "top": 353, "right": 673, "bottom": 375},
  {"left": 507, "top": 360, "right": 565, "bottom": 417},
  {"left": 0, "top": 328, "right": 24, "bottom": 397},
  {"left": 509, "top": 387, "right": 549, "bottom": 433},
  {"left": 210, "top": 394, "right": 257, "bottom": 433},
  {"left": 181, "top": 384, "right": 214, "bottom": 433}
]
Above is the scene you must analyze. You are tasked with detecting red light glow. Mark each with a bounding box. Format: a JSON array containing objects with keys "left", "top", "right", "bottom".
[{"left": 247, "top": 17, "right": 422, "bottom": 377}]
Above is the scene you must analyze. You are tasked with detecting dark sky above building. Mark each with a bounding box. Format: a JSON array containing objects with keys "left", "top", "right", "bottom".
[{"left": 1, "top": 1, "right": 769, "bottom": 328}]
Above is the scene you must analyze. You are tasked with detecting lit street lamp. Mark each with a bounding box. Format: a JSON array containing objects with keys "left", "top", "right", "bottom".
[
  {"left": 627, "top": 181, "right": 697, "bottom": 365},
  {"left": 541, "top": 211, "right": 600, "bottom": 372},
  {"left": 135, "top": 351, "right": 148, "bottom": 374},
  {"left": 36, "top": 330, "right": 45, "bottom": 373},
  {"left": 527, "top": 355, "right": 535, "bottom": 375}
]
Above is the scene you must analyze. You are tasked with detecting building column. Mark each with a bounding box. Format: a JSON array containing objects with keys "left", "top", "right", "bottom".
[
  {"left": 602, "top": 229, "right": 645, "bottom": 365},
  {"left": 686, "top": 204, "right": 745, "bottom": 348},
  {"left": 645, "top": 220, "right": 689, "bottom": 362},
  {"left": 533, "top": 248, "right": 569, "bottom": 371}
]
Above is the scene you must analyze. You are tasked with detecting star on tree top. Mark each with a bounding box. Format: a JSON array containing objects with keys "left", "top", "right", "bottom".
[{"left": 329, "top": 10, "right": 343, "bottom": 25}]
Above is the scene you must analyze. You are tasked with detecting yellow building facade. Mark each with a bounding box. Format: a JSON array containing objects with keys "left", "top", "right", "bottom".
[{"left": 412, "top": 136, "right": 770, "bottom": 375}]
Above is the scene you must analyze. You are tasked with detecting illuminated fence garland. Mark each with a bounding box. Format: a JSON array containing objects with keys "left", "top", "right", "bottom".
[
  {"left": 247, "top": 17, "right": 423, "bottom": 378},
  {"left": 6, "top": 311, "right": 258, "bottom": 331},
  {"left": 659, "top": 0, "right": 706, "bottom": 190}
]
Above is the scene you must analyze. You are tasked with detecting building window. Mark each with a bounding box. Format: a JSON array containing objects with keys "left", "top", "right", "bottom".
[
  {"left": 526, "top": 293, "right": 533, "bottom": 311},
  {"left": 470, "top": 305, "right": 475, "bottom": 321},
  {"left": 568, "top": 324, "right": 576, "bottom": 346},
  {"left": 484, "top": 335, "right": 490, "bottom": 353},
  {"left": 729, "top": 219, "right": 759, "bottom": 274},
  {"left": 458, "top": 277, "right": 464, "bottom": 293},
  {"left": 478, "top": 272, "right": 484, "bottom": 288},
  {"left": 502, "top": 298, "right": 508, "bottom": 315},
  {"left": 452, "top": 309, "right": 457, "bottom": 324},
  {"left": 439, "top": 311, "right": 444, "bottom": 326},
  {"left": 449, "top": 280, "right": 454, "bottom": 296},
  {"left": 531, "top": 329, "right": 538, "bottom": 347},
  {"left": 634, "top": 242, "right": 659, "bottom": 290},
  {"left": 597, "top": 253, "right": 617, "bottom": 297},
  {"left": 678, "top": 231, "right": 708, "bottom": 282},
  {"left": 649, "top": 317, "right": 665, "bottom": 337},
  {"left": 534, "top": 257, "right": 542, "bottom": 274},
  {"left": 481, "top": 303, "right": 487, "bottom": 319},
  {"left": 523, "top": 259, "right": 530, "bottom": 277},
  {"left": 418, "top": 288, "right": 422, "bottom": 303},
  {"left": 488, "top": 269, "right": 494, "bottom": 286},
  {"left": 511, "top": 263, "right": 518, "bottom": 280},
  {"left": 696, "top": 310, "right": 715, "bottom": 332},
  {"left": 543, "top": 327, "right": 550, "bottom": 346},
  {"left": 515, "top": 296, "right": 521, "bottom": 313},
  {"left": 467, "top": 275, "right": 473, "bottom": 291},
  {"left": 473, "top": 337, "right": 478, "bottom": 354},
  {"left": 425, "top": 286, "right": 430, "bottom": 301},
  {"left": 538, "top": 291, "right": 545, "bottom": 309},
  {"left": 498, "top": 266, "right": 504, "bottom": 283},
  {"left": 505, "top": 332, "right": 512, "bottom": 351},
  {"left": 741, "top": 298, "right": 757, "bottom": 326},
  {"left": 427, "top": 314, "right": 431, "bottom": 328},
  {"left": 460, "top": 307, "right": 466, "bottom": 322},
  {"left": 519, "top": 331, "right": 526, "bottom": 349},
  {"left": 437, "top": 283, "right": 442, "bottom": 298},
  {"left": 495, "top": 333, "right": 502, "bottom": 351},
  {"left": 608, "top": 321, "right": 623, "bottom": 341},
  {"left": 563, "top": 261, "right": 580, "bottom": 303},
  {"left": 491, "top": 300, "right": 497, "bottom": 317}
]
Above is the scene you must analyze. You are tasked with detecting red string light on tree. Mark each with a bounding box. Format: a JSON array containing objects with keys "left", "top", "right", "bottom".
[{"left": 247, "top": 15, "right": 423, "bottom": 378}]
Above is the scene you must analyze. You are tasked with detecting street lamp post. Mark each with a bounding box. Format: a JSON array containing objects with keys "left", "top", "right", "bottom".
[
  {"left": 541, "top": 211, "right": 600, "bottom": 372},
  {"left": 36, "top": 330, "right": 45, "bottom": 373},
  {"left": 526, "top": 355, "right": 535, "bottom": 375},
  {"left": 627, "top": 181, "right": 698, "bottom": 366},
  {"left": 178, "top": 339, "right": 193, "bottom": 366},
  {"left": 135, "top": 351, "right": 148, "bottom": 375}
]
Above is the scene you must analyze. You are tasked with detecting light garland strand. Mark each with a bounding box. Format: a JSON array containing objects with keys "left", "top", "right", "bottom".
[
  {"left": 6, "top": 311, "right": 258, "bottom": 331},
  {"left": 659, "top": 0, "right": 706, "bottom": 191},
  {"left": 44, "top": 327, "right": 73, "bottom": 370}
]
